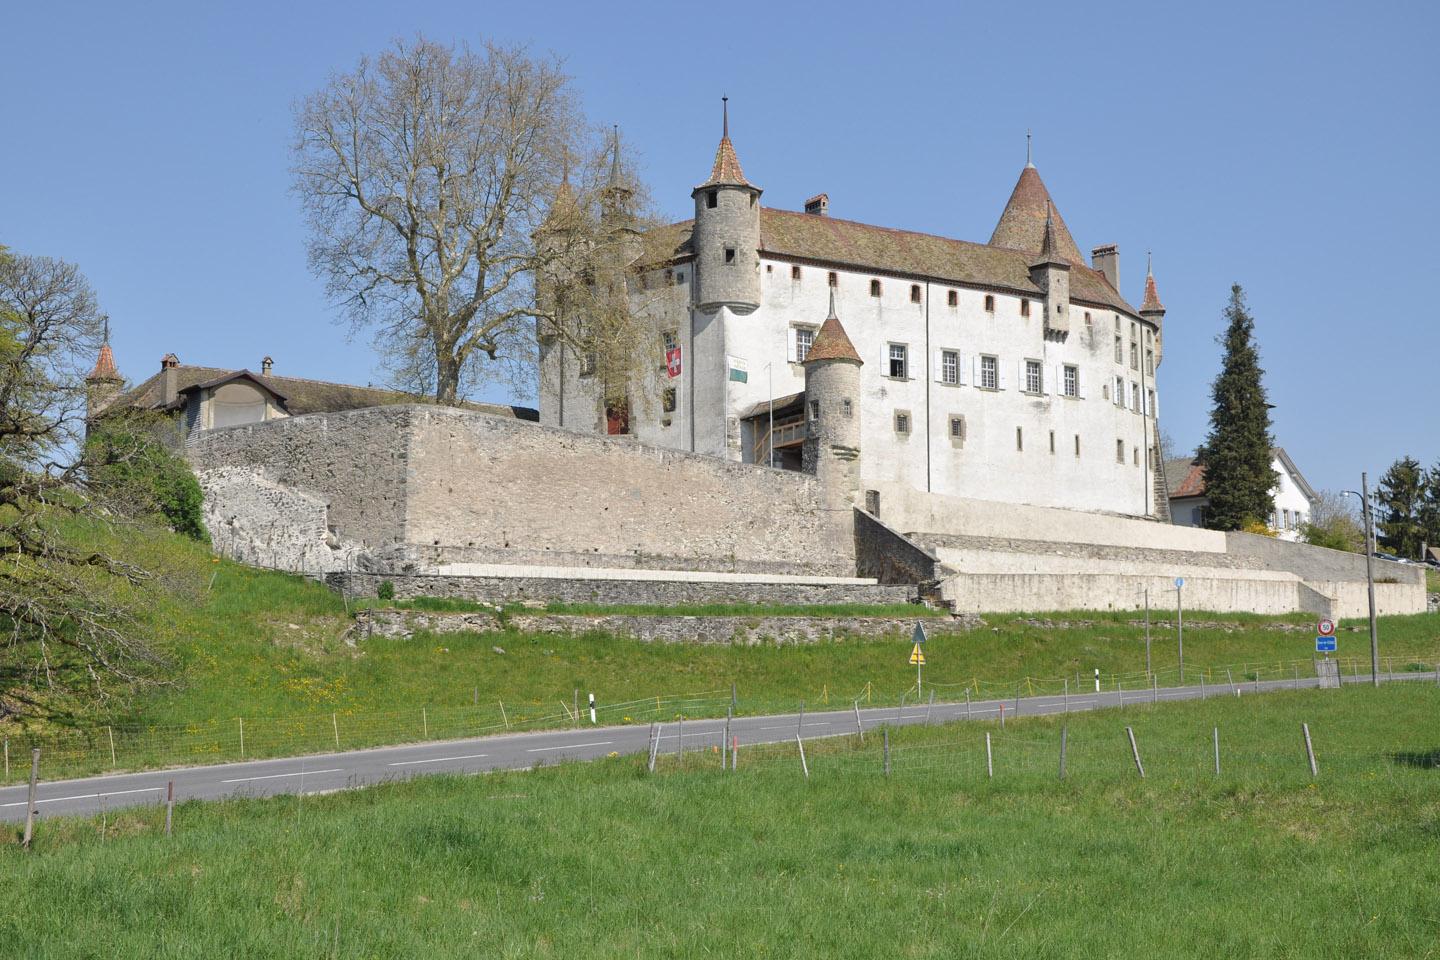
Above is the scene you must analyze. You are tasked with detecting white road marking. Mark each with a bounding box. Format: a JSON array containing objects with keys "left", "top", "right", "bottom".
[
  {"left": 220, "top": 768, "right": 344, "bottom": 783},
  {"left": 758, "top": 722, "right": 832, "bottom": 731},
  {"left": 388, "top": 753, "right": 489, "bottom": 766},
  {"left": 526, "top": 741, "right": 613, "bottom": 753},
  {"left": 2, "top": 786, "right": 163, "bottom": 808}
]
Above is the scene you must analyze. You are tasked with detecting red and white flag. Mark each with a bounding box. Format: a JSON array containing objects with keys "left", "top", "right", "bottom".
[{"left": 665, "top": 346, "right": 682, "bottom": 379}]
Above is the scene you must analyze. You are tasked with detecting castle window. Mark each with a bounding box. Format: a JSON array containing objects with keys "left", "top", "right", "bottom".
[
  {"left": 1146, "top": 349, "right": 1155, "bottom": 377},
  {"left": 794, "top": 327, "right": 815, "bottom": 363},
  {"left": 1084, "top": 311, "right": 1092, "bottom": 326},
  {"left": 910, "top": 284, "right": 922, "bottom": 303},
  {"left": 1130, "top": 342, "right": 1139, "bottom": 370},
  {"left": 662, "top": 388, "right": 677, "bottom": 413},
  {"left": 894, "top": 410, "right": 911, "bottom": 435},
  {"left": 724, "top": 246, "right": 736, "bottom": 265},
  {"left": 1116, "top": 439, "right": 1125, "bottom": 464},
  {"left": 947, "top": 290, "right": 958, "bottom": 307},
  {"left": 979, "top": 354, "right": 998, "bottom": 390},
  {"left": 828, "top": 271, "right": 838, "bottom": 287},
  {"left": 949, "top": 415, "right": 966, "bottom": 446},
  {"left": 676, "top": 271, "right": 686, "bottom": 283},
  {"left": 766, "top": 264, "right": 773, "bottom": 274},
  {"left": 841, "top": 398, "right": 853, "bottom": 418},
  {"left": 1020, "top": 299, "right": 1031, "bottom": 317},
  {"left": 887, "top": 343, "right": 908, "bottom": 379},
  {"left": 791, "top": 265, "right": 802, "bottom": 281},
  {"left": 706, "top": 190, "right": 718, "bottom": 209},
  {"left": 1074, "top": 434, "right": 1081, "bottom": 457},
  {"left": 661, "top": 329, "right": 678, "bottom": 353},
  {"left": 1115, "top": 332, "right": 1124, "bottom": 363},
  {"left": 1114, "top": 376, "right": 1125, "bottom": 406},
  {"left": 870, "top": 279, "right": 882, "bottom": 297},
  {"left": 984, "top": 294, "right": 995, "bottom": 313},
  {"left": 664, "top": 268, "right": 674, "bottom": 285},
  {"left": 808, "top": 399, "right": 820, "bottom": 422},
  {"left": 579, "top": 352, "right": 597, "bottom": 377},
  {"left": 1134, "top": 447, "right": 1140, "bottom": 466},
  {"left": 940, "top": 349, "right": 959, "bottom": 385},
  {"left": 1049, "top": 430, "right": 1056, "bottom": 454},
  {"left": 1016, "top": 427, "right": 1024, "bottom": 451},
  {"left": 1024, "top": 359, "right": 1043, "bottom": 394},
  {"left": 1063, "top": 364, "right": 1079, "bottom": 397},
  {"left": 1148, "top": 389, "right": 1157, "bottom": 417},
  {"left": 1130, "top": 382, "right": 1140, "bottom": 411}
]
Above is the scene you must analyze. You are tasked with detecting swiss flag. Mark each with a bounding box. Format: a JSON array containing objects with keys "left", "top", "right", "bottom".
[{"left": 665, "top": 346, "right": 682, "bottom": 379}]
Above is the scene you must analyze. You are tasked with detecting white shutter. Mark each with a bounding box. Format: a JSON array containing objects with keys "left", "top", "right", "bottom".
[
  {"left": 998, "top": 360, "right": 1008, "bottom": 391},
  {"left": 1051, "top": 364, "right": 1060, "bottom": 396},
  {"left": 971, "top": 355, "right": 979, "bottom": 388},
  {"left": 786, "top": 329, "right": 797, "bottom": 364},
  {"left": 957, "top": 351, "right": 966, "bottom": 386},
  {"left": 1078, "top": 368, "right": 1086, "bottom": 400},
  {"left": 934, "top": 348, "right": 945, "bottom": 384}
]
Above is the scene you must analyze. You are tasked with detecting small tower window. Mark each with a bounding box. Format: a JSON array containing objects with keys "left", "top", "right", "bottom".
[
  {"left": 662, "top": 388, "right": 677, "bottom": 413},
  {"left": 1016, "top": 427, "right": 1024, "bottom": 451},
  {"left": 808, "top": 399, "right": 820, "bottom": 422},
  {"left": 1084, "top": 311, "right": 1092, "bottom": 326},
  {"left": 947, "top": 290, "right": 958, "bottom": 307},
  {"left": 949, "top": 415, "right": 966, "bottom": 443},
  {"left": 894, "top": 411, "right": 911, "bottom": 435},
  {"left": 676, "top": 271, "right": 685, "bottom": 283},
  {"left": 791, "top": 265, "right": 802, "bottom": 281},
  {"left": 870, "top": 279, "right": 882, "bottom": 297},
  {"left": 984, "top": 294, "right": 995, "bottom": 312},
  {"left": 910, "top": 284, "right": 922, "bottom": 303},
  {"left": 706, "top": 190, "right": 718, "bottom": 209},
  {"left": 765, "top": 264, "right": 773, "bottom": 274},
  {"left": 724, "top": 246, "right": 736, "bottom": 265},
  {"left": 1020, "top": 299, "right": 1031, "bottom": 318},
  {"left": 1049, "top": 430, "right": 1056, "bottom": 454},
  {"left": 1074, "top": 434, "right": 1081, "bottom": 457},
  {"left": 827, "top": 271, "right": 838, "bottom": 287},
  {"left": 841, "top": 398, "right": 853, "bottom": 418},
  {"left": 1117, "top": 439, "right": 1126, "bottom": 463}
]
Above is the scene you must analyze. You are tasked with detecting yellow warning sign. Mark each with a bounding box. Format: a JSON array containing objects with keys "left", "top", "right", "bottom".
[{"left": 909, "top": 643, "right": 926, "bottom": 666}]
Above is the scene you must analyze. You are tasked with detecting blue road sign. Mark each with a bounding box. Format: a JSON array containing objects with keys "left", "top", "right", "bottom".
[
  {"left": 1316, "top": 636, "right": 1337, "bottom": 653},
  {"left": 1175, "top": 577, "right": 1185, "bottom": 588}
]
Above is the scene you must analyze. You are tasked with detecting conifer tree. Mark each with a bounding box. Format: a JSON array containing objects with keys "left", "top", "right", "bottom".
[
  {"left": 1198, "top": 284, "right": 1277, "bottom": 530},
  {"left": 1421, "top": 461, "right": 1440, "bottom": 553},
  {"left": 1375, "top": 455, "right": 1426, "bottom": 557}
]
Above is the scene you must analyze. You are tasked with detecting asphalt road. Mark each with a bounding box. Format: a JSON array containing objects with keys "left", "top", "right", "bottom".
[{"left": 2, "top": 670, "right": 1431, "bottom": 823}]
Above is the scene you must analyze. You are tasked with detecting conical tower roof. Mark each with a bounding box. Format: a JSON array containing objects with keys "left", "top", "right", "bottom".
[
  {"left": 87, "top": 341, "right": 122, "bottom": 383},
  {"left": 1140, "top": 254, "right": 1165, "bottom": 314},
  {"left": 804, "top": 290, "right": 863, "bottom": 365},
  {"left": 989, "top": 165, "right": 1084, "bottom": 266},
  {"left": 695, "top": 97, "right": 755, "bottom": 190}
]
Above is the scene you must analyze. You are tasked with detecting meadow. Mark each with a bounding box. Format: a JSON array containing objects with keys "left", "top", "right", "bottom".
[{"left": 3, "top": 683, "right": 1438, "bottom": 958}]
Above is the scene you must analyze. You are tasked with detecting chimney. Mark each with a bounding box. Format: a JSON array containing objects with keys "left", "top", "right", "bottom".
[
  {"left": 261, "top": 356, "right": 273, "bottom": 376},
  {"left": 159, "top": 353, "right": 180, "bottom": 406},
  {"left": 803, "top": 193, "right": 829, "bottom": 216},
  {"left": 1090, "top": 244, "right": 1120, "bottom": 291}
]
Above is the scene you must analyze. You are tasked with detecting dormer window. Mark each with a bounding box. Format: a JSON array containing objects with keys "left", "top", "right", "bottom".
[{"left": 706, "top": 190, "right": 718, "bottom": 209}]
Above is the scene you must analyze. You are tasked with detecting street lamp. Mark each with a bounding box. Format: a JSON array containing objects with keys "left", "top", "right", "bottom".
[{"left": 1341, "top": 474, "right": 1380, "bottom": 686}]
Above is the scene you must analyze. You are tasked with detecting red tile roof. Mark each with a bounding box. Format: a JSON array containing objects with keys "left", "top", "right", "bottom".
[
  {"left": 86, "top": 343, "right": 122, "bottom": 382},
  {"left": 805, "top": 314, "right": 863, "bottom": 365},
  {"left": 696, "top": 135, "right": 752, "bottom": 189},
  {"left": 1141, "top": 270, "right": 1165, "bottom": 314},
  {"left": 989, "top": 166, "right": 1085, "bottom": 267}
]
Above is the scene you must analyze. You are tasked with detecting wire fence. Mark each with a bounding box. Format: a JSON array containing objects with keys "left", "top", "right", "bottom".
[{"left": 2, "top": 652, "right": 1437, "bottom": 786}]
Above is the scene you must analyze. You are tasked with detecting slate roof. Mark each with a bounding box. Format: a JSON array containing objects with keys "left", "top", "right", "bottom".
[
  {"left": 104, "top": 362, "right": 538, "bottom": 420},
  {"left": 640, "top": 207, "right": 1139, "bottom": 315}
]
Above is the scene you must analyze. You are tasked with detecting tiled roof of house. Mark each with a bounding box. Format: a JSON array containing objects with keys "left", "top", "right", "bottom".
[
  {"left": 640, "top": 208, "right": 1139, "bottom": 315},
  {"left": 805, "top": 292, "right": 863, "bottom": 364},
  {"left": 696, "top": 134, "right": 751, "bottom": 189},
  {"left": 1163, "top": 457, "right": 1207, "bottom": 499},
  {"left": 106, "top": 363, "right": 538, "bottom": 420},
  {"left": 1141, "top": 268, "right": 1166, "bottom": 314},
  {"left": 988, "top": 165, "right": 1085, "bottom": 267}
]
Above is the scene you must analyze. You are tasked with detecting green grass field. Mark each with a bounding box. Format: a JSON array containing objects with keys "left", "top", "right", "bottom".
[
  {"left": 6, "top": 519, "right": 1439, "bottom": 783},
  {"left": 4, "top": 684, "right": 1438, "bottom": 958}
]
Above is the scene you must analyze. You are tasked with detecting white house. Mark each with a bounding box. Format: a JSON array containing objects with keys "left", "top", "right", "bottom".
[
  {"left": 1164, "top": 448, "right": 1320, "bottom": 541},
  {"left": 539, "top": 108, "right": 1170, "bottom": 519}
]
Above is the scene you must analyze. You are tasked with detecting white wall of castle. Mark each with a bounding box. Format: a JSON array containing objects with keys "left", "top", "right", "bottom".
[{"left": 543, "top": 251, "right": 1164, "bottom": 518}]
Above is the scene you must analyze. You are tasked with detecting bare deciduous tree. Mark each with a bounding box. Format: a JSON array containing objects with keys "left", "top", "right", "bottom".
[
  {"left": 293, "top": 36, "right": 654, "bottom": 405},
  {"left": 0, "top": 248, "right": 167, "bottom": 721}
]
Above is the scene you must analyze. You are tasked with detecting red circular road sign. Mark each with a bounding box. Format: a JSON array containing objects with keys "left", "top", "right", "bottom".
[{"left": 1318, "top": 618, "right": 1336, "bottom": 637}]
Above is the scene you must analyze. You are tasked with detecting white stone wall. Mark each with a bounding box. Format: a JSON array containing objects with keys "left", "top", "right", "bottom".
[{"left": 199, "top": 466, "right": 362, "bottom": 573}]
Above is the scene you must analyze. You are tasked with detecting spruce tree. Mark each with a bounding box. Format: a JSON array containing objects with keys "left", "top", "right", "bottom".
[
  {"left": 1198, "top": 284, "right": 1277, "bottom": 531},
  {"left": 1419, "top": 461, "right": 1440, "bottom": 554},
  {"left": 1375, "top": 455, "right": 1425, "bottom": 557}
]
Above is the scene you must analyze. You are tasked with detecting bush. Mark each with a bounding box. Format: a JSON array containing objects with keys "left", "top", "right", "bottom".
[
  {"left": 84, "top": 415, "right": 209, "bottom": 542},
  {"left": 377, "top": 580, "right": 395, "bottom": 601}
]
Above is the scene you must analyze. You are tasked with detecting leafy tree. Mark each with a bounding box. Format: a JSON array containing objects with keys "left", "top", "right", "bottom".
[
  {"left": 292, "top": 36, "right": 656, "bottom": 406},
  {"left": 84, "top": 413, "right": 208, "bottom": 542},
  {"left": 1374, "top": 456, "right": 1426, "bottom": 558},
  {"left": 1198, "top": 284, "right": 1277, "bottom": 531},
  {"left": 1299, "top": 489, "right": 1364, "bottom": 553},
  {"left": 0, "top": 248, "right": 166, "bottom": 721}
]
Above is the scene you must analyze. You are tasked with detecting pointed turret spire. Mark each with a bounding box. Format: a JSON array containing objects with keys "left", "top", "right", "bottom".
[
  {"left": 805, "top": 291, "right": 863, "bottom": 365},
  {"left": 1026, "top": 129, "right": 1034, "bottom": 168},
  {"left": 1140, "top": 252, "right": 1166, "bottom": 315},
  {"left": 990, "top": 157, "right": 1083, "bottom": 266},
  {"left": 608, "top": 125, "right": 622, "bottom": 188},
  {"left": 1030, "top": 200, "right": 1069, "bottom": 269},
  {"left": 696, "top": 96, "right": 753, "bottom": 189},
  {"left": 87, "top": 319, "right": 122, "bottom": 383}
]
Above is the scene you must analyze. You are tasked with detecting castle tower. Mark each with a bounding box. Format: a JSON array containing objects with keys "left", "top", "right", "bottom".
[
  {"left": 1139, "top": 254, "right": 1167, "bottom": 365},
  {"left": 85, "top": 324, "right": 124, "bottom": 422},
  {"left": 1028, "top": 201, "right": 1071, "bottom": 334},
  {"left": 535, "top": 168, "right": 587, "bottom": 429},
  {"left": 690, "top": 98, "right": 762, "bottom": 312},
  {"left": 989, "top": 145, "right": 1084, "bottom": 267},
  {"left": 802, "top": 290, "right": 863, "bottom": 512}
]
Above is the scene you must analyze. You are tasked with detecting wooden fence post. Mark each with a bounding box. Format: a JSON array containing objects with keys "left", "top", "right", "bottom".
[
  {"left": 724, "top": 707, "right": 732, "bottom": 770},
  {"left": 853, "top": 700, "right": 865, "bottom": 743},
  {"left": 107, "top": 726, "right": 117, "bottom": 767},
  {"left": 985, "top": 732, "right": 993, "bottom": 779},
  {"left": 965, "top": 688, "right": 971, "bottom": 719},
  {"left": 21, "top": 748, "right": 39, "bottom": 851},
  {"left": 164, "top": 780, "right": 174, "bottom": 837},
  {"left": 1302, "top": 723, "right": 1318, "bottom": 778},
  {"left": 331, "top": 712, "right": 340, "bottom": 750},
  {"left": 1058, "top": 726, "right": 1068, "bottom": 780},
  {"left": 883, "top": 728, "right": 890, "bottom": 777},
  {"left": 1063, "top": 678, "right": 1069, "bottom": 714},
  {"left": 499, "top": 701, "right": 510, "bottom": 731},
  {"left": 1126, "top": 727, "right": 1145, "bottom": 778},
  {"left": 647, "top": 723, "right": 660, "bottom": 773}
]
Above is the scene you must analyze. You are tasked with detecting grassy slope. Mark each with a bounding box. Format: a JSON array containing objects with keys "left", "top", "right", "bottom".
[
  {"left": 4, "top": 685, "right": 1438, "bottom": 958},
  {"left": 8, "top": 519, "right": 1439, "bottom": 781}
]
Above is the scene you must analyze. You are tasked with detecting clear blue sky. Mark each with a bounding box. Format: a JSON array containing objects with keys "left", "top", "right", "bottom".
[{"left": 3, "top": 0, "right": 1435, "bottom": 493}]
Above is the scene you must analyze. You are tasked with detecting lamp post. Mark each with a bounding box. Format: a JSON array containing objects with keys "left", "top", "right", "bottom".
[{"left": 1342, "top": 476, "right": 1380, "bottom": 687}]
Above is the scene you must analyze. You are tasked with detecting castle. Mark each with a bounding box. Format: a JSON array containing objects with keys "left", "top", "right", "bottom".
[
  {"left": 541, "top": 111, "right": 1168, "bottom": 520},
  {"left": 82, "top": 112, "right": 1427, "bottom": 621}
]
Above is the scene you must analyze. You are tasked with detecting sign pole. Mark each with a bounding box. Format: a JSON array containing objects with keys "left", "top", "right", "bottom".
[
  {"left": 1175, "top": 577, "right": 1185, "bottom": 683},
  {"left": 1362, "top": 471, "right": 1380, "bottom": 687}
]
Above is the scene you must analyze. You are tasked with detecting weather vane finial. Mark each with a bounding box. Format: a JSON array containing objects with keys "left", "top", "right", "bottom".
[
  {"left": 1026, "top": 129, "right": 1033, "bottom": 167},
  {"left": 722, "top": 95, "right": 729, "bottom": 138}
]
